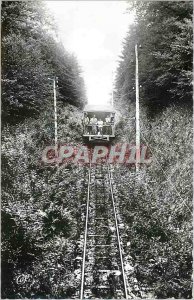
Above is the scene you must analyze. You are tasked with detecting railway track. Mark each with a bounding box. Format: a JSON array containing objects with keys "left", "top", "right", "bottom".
[{"left": 80, "top": 161, "right": 129, "bottom": 299}]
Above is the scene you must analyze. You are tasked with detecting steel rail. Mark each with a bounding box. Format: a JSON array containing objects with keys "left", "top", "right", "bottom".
[
  {"left": 80, "top": 161, "right": 91, "bottom": 300},
  {"left": 80, "top": 162, "right": 128, "bottom": 299},
  {"left": 107, "top": 163, "right": 128, "bottom": 299}
]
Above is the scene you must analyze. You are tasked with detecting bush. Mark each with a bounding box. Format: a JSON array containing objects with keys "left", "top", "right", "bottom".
[
  {"left": 112, "top": 105, "right": 192, "bottom": 298},
  {"left": 1, "top": 103, "right": 86, "bottom": 298}
]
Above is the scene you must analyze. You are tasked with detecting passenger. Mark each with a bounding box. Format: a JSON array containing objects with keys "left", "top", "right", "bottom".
[
  {"left": 110, "top": 113, "right": 114, "bottom": 135},
  {"left": 105, "top": 115, "right": 110, "bottom": 124},
  {"left": 110, "top": 113, "right": 114, "bottom": 123},
  {"left": 105, "top": 115, "right": 111, "bottom": 135},
  {"left": 90, "top": 114, "right": 98, "bottom": 135},
  {"left": 97, "top": 119, "right": 103, "bottom": 135},
  {"left": 84, "top": 113, "right": 90, "bottom": 134}
]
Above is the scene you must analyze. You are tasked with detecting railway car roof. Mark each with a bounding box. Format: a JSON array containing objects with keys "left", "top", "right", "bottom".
[{"left": 83, "top": 104, "right": 115, "bottom": 113}]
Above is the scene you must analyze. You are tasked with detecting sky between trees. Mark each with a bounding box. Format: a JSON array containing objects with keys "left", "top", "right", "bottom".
[{"left": 46, "top": 1, "right": 135, "bottom": 105}]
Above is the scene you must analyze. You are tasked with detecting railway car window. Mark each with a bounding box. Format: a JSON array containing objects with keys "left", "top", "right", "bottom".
[{"left": 83, "top": 106, "right": 115, "bottom": 139}]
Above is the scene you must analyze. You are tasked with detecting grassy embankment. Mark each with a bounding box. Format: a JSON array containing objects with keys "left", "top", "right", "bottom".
[
  {"left": 2, "top": 103, "right": 88, "bottom": 298},
  {"left": 113, "top": 104, "right": 192, "bottom": 298},
  {"left": 2, "top": 99, "right": 192, "bottom": 298}
]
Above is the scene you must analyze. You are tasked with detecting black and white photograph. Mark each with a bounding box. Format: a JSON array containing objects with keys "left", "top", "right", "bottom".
[{"left": 1, "top": 0, "right": 193, "bottom": 299}]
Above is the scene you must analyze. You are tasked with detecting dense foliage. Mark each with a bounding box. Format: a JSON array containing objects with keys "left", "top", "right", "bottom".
[
  {"left": 1, "top": 1, "right": 86, "bottom": 123},
  {"left": 1, "top": 103, "right": 87, "bottom": 298},
  {"left": 114, "top": 106, "right": 192, "bottom": 298},
  {"left": 114, "top": 1, "right": 193, "bottom": 298},
  {"left": 1, "top": 1, "right": 87, "bottom": 297},
  {"left": 115, "top": 1, "right": 193, "bottom": 116}
]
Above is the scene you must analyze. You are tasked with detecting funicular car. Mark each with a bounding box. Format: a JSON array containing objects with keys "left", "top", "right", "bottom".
[{"left": 83, "top": 104, "right": 115, "bottom": 141}]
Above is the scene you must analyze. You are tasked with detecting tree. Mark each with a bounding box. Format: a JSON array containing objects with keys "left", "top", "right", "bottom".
[
  {"left": 115, "top": 1, "right": 193, "bottom": 116},
  {"left": 1, "top": 1, "right": 86, "bottom": 124}
]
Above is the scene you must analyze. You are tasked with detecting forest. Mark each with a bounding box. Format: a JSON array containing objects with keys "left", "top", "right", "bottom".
[
  {"left": 1, "top": 1, "right": 86, "bottom": 124},
  {"left": 1, "top": 0, "right": 193, "bottom": 299},
  {"left": 115, "top": 1, "right": 192, "bottom": 116},
  {"left": 114, "top": 1, "right": 192, "bottom": 298}
]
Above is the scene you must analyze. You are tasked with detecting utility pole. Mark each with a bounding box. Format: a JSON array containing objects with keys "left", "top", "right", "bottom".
[
  {"left": 135, "top": 44, "right": 140, "bottom": 172},
  {"left": 48, "top": 76, "right": 58, "bottom": 163},
  {"left": 111, "top": 71, "right": 114, "bottom": 107},
  {"left": 53, "top": 77, "right": 58, "bottom": 161}
]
